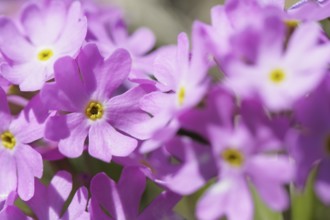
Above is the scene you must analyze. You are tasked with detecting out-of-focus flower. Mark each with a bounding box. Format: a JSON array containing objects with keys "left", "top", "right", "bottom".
[
  {"left": 288, "top": 0, "right": 330, "bottom": 21},
  {"left": 224, "top": 20, "right": 330, "bottom": 110},
  {"left": 289, "top": 74, "right": 330, "bottom": 204},
  {"left": 139, "top": 31, "right": 210, "bottom": 153},
  {"left": 87, "top": 3, "right": 157, "bottom": 80},
  {"left": 90, "top": 167, "right": 181, "bottom": 220},
  {"left": 147, "top": 136, "right": 217, "bottom": 195},
  {"left": 197, "top": 125, "right": 294, "bottom": 220},
  {"left": 0, "top": 0, "right": 87, "bottom": 91}
]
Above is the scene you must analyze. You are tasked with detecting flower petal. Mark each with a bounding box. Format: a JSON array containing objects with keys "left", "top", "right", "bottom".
[
  {"left": 0, "top": 18, "right": 34, "bottom": 62},
  {"left": 106, "top": 85, "right": 154, "bottom": 139},
  {"left": 21, "top": 1, "right": 67, "bottom": 45},
  {"left": 53, "top": 56, "right": 88, "bottom": 110},
  {"left": 15, "top": 144, "right": 43, "bottom": 179},
  {"left": 315, "top": 159, "right": 330, "bottom": 205},
  {"left": 254, "top": 179, "right": 289, "bottom": 211},
  {"left": 247, "top": 155, "right": 295, "bottom": 184},
  {"left": 98, "top": 48, "right": 132, "bottom": 97},
  {"left": 53, "top": 1, "right": 87, "bottom": 55},
  {"left": 196, "top": 180, "right": 230, "bottom": 220},
  {"left": 1, "top": 62, "right": 46, "bottom": 91},
  {"left": 16, "top": 148, "right": 36, "bottom": 201},
  {"left": 138, "top": 191, "right": 181, "bottom": 220},
  {"left": 0, "top": 88, "right": 11, "bottom": 131},
  {"left": 0, "top": 151, "right": 17, "bottom": 202},
  {"left": 58, "top": 113, "right": 89, "bottom": 158},
  {"left": 88, "top": 122, "right": 113, "bottom": 162},
  {"left": 88, "top": 122, "right": 137, "bottom": 161},
  {"left": 64, "top": 187, "right": 89, "bottom": 220},
  {"left": 127, "top": 27, "right": 155, "bottom": 56},
  {"left": 117, "top": 167, "right": 146, "bottom": 219},
  {"left": 90, "top": 173, "right": 126, "bottom": 219}
]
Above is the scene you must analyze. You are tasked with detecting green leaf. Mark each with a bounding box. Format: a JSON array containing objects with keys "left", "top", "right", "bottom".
[
  {"left": 291, "top": 169, "right": 315, "bottom": 220},
  {"left": 291, "top": 167, "right": 330, "bottom": 220},
  {"left": 173, "top": 178, "right": 217, "bottom": 220},
  {"left": 250, "top": 184, "right": 283, "bottom": 220},
  {"left": 320, "top": 19, "right": 330, "bottom": 38}
]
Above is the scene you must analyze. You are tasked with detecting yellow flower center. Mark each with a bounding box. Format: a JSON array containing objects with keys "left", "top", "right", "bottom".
[
  {"left": 177, "top": 87, "right": 186, "bottom": 106},
  {"left": 85, "top": 101, "right": 104, "bottom": 121},
  {"left": 1, "top": 131, "right": 16, "bottom": 150},
  {"left": 269, "top": 68, "right": 286, "bottom": 84},
  {"left": 38, "top": 49, "right": 54, "bottom": 61},
  {"left": 284, "top": 20, "right": 299, "bottom": 29},
  {"left": 221, "top": 148, "right": 244, "bottom": 167}
]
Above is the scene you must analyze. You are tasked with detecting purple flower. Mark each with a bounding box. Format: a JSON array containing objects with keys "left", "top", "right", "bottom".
[
  {"left": 288, "top": 75, "right": 330, "bottom": 204},
  {"left": 42, "top": 44, "right": 154, "bottom": 162},
  {"left": 196, "top": 124, "right": 294, "bottom": 220},
  {"left": 179, "top": 86, "right": 236, "bottom": 141},
  {"left": 0, "top": 88, "right": 43, "bottom": 201},
  {"left": 240, "top": 98, "right": 290, "bottom": 150},
  {"left": 139, "top": 32, "right": 210, "bottom": 153},
  {"left": 200, "top": 0, "right": 276, "bottom": 60},
  {"left": 26, "top": 171, "right": 89, "bottom": 220},
  {"left": 256, "top": 0, "right": 285, "bottom": 8},
  {"left": 0, "top": 54, "right": 10, "bottom": 91},
  {"left": 0, "top": 0, "right": 87, "bottom": 91},
  {"left": 90, "top": 167, "right": 181, "bottom": 220},
  {"left": 288, "top": 0, "right": 330, "bottom": 21},
  {"left": 224, "top": 19, "right": 330, "bottom": 110},
  {"left": 86, "top": 4, "right": 157, "bottom": 80},
  {"left": 0, "top": 192, "right": 29, "bottom": 220},
  {"left": 145, "top": 136, "right": 217, "bottom": 195}
]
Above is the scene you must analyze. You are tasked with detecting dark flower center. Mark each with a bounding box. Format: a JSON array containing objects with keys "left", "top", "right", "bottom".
[
  {"left": 1, "top": 131, "right": 16, "bottom": 150},
  {"left": 284, "top": 19, "right": 299, "bottom": 29},
  {"left": 221, "top": 148, "right": 244, "bottom": 167},
  {"left": 85, "top": 101, "right": 104, "bottom": 121},
  {"left": 38, "top": 49, "right": 54, "bottom": 61},
  {"left": 269, "top": 68, "right": 285, "bottom": 84},
  {"left": 177, "top": 86, "right": 186, "bottom": 106}
]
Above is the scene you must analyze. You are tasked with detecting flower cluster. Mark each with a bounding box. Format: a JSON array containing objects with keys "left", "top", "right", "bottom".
[{"left": 0, "top": 0, "right": 330, "bottom": 219}]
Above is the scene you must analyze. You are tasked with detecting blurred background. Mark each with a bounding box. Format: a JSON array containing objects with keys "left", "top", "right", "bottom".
[
  {"left": 0, "top": 0, "right": 300, "bottom": 45},
  {"left": 98, "top": 0, "right": 300, "bottom": 45}
]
